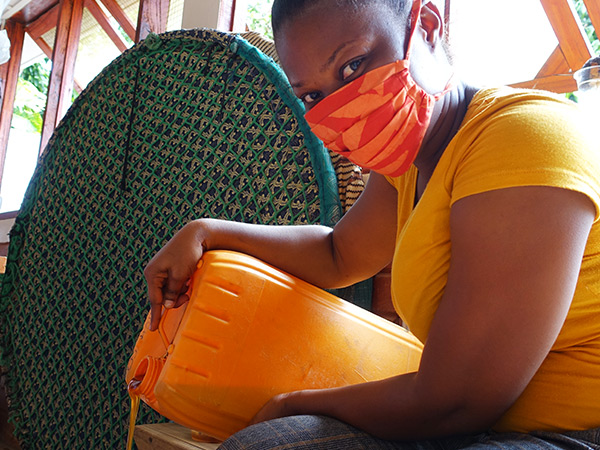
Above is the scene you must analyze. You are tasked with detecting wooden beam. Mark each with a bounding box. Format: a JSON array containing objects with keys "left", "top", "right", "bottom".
[
  {"left": 40, "top": 0, "right": 84, "bottom": 154},
  {"left": 582, "top": 0, "right": 600, "bottom": 46},
  {"left": 0, "top": 20, "right": 25, "bottom": 188},
  {"left": 85, "top": 0, "right": 128, "bottom": 53},
  {"left": 536, "top": 45, "right": 570, "bottom": 78},
  {"left": 30, "top": 35, "right": 84, "bottom": 93},
  {"left": 98, "top": 0, "right": 135, "bottom": 42},
  {"left": 510, "top": 74, "right": 577, "bottom": 94},
  {"left": 32, "top": 35, "right": 53, "bottom": 59},
  {"left": 539, "top": 0, "right": 593, "bottom": 71},
  {"left": 25, "top": 3, "right": 59, "bottom": 40},
  {"left": 135, "top": 0, "right": 170, "bottom": 43}
]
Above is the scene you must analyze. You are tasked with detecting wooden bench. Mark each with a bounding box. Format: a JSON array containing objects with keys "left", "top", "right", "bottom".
[{"left": 135, "top": 423, "right": 221, "bottom": 450}]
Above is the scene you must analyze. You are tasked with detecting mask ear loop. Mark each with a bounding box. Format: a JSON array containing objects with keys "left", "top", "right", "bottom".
[
  {"left": 403, "top": 0, "right": 423, "bottom": 61},
  {"left": 405, "top": 0, "right": 455, "bottom": 100}
]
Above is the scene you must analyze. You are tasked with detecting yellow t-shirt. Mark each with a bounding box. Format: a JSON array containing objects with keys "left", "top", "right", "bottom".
[{"left": 387, "top": 87, "right": 600, "bottom": 433}]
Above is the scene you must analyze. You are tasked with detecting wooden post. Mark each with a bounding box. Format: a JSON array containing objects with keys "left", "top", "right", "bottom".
[
  {"left": 217, "top": 0, "right": 235, "bottom": 31},
  {"left": 135, "top": 0, "right": 171, "bottom": 43},
  {"left": 217, "top": 0, "right": 247, "bottom": 32},
  {"left": 0, "top": 20, "right": 25, "bottom": 188},
  {"left": 39, "top": 0, "right": 84, "bottom": 154}
]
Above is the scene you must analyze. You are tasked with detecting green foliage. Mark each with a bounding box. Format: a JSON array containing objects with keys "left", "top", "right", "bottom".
[
  {"left": 574, "top": 0, "right": 600, "bottom": 54},
  {"left": 12, "top": 77, "right": 46, "bottom": 133},
  {"left": 117, "top": 25, "right": 134, "bottom": 46},
  {"left": 565, "top": 91, "right": 579, "bottom": 103},
  {"left": 20, "top": 58, "right": 51, "bottom": 96},
  {"left": 247, "top": 0, "right": 274, "bottom": 39},
  {"left": 13, "top": 59, "right": 51, "bottom": 134}
]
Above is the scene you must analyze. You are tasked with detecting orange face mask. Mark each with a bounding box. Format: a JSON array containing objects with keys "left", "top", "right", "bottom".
[{"left": 304, "top": 0, "right": 452, "bottom": 177}]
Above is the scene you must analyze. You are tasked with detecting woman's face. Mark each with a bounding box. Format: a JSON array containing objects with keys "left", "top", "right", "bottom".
[{"left": 275, "top": 1, "right": 408, "bottom": 111}]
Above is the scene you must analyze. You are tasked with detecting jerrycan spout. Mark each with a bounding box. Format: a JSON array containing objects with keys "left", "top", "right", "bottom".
[{"left": 128, "top": 356, "right": 165, "bottom": 407}]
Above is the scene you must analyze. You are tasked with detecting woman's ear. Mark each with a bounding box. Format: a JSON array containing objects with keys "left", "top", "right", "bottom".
[{"left": 419, "top": 1, "right": 445, "bottom": 48}]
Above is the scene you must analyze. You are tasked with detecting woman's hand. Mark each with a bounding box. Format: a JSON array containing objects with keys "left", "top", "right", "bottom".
[
  {"left": 144, "top": 220, "right": 207, "bottom": 330},
  {"left": 250, "top": 393, "right": 293, "bottom": 425}
]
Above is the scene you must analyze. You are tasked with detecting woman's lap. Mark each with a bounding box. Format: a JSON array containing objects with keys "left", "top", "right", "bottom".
[{"left": 217, "top": 415, "right": 600, "bottom": 450}]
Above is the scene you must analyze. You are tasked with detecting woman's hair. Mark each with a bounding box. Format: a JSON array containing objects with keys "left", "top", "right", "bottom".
[
  {"left": 271, "top": 0, "right": 454, "bottom": 64},
  {"left": 271, "top": 0, "right": 410, "bottom": 36}
]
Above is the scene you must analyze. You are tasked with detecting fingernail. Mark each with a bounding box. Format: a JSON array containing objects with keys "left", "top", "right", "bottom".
[{"left": 164, "top": 300, "right": 175, "bottom": 308}]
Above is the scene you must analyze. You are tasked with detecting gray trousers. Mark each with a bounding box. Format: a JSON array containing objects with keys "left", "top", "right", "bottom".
[{"left": 218, "top": 415, "right": 600, "bottom": 450}]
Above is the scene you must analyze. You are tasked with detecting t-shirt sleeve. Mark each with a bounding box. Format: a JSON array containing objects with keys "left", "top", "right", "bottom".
[{"left": 450, "top": 94, "right": 600, "bottom": 221}]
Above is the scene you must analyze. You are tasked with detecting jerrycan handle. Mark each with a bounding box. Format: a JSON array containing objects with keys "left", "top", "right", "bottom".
[{"left": 157, "top": 308, "right": 177, "bottom": 350}]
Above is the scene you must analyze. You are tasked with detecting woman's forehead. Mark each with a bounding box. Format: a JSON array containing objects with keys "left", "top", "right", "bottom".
[{"left": 274, "top": 0, "right": 402, "bottom": 44}]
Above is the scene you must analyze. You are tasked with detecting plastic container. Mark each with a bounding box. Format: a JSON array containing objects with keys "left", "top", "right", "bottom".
[{"left": 126, "top": 250, "right": 423, "bottom": 441}]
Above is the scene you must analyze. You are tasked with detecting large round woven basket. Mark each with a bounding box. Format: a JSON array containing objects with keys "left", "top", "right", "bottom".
[{"left": 0, "top": 28, "right": 353, "bottom": 449}]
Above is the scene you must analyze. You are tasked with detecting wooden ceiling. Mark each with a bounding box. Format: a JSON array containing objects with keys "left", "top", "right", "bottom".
[
  {"left": 11, "top": 0, "right": 135, "bottom": 65},
  {"left": 8, "top": 0, "right": 59, "bottom": 24}
]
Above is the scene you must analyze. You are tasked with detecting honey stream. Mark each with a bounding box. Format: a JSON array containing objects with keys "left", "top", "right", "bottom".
[{"left": 126, "top": 380, "right": 141, "bottom": 450}]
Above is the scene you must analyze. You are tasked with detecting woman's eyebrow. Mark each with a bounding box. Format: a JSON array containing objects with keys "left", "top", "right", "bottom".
[
  {"left": 321, "top": 40, "right": 358, "bottom": 72},
  {"left": 289, "top": 39, "right": 360, "bottom": 89}
]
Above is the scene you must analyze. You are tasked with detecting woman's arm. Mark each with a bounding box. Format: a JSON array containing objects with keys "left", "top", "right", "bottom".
[
  {"left": 252, "top": 185, "right": 596, "bottom": 440},
  {"left": 144, "top": 172, "right": 398, "bottom": 330}
]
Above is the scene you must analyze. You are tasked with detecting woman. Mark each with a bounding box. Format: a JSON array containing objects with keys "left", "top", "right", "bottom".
[{"left": 144, "top": 0, "right": 600, "bottom": 448}]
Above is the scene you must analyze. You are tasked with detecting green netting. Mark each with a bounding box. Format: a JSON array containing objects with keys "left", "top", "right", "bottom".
[{"left": 0, "top": 29, "right": 345, "bottom": 449}]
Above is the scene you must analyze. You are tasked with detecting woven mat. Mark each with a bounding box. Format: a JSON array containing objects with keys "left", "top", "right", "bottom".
[{"left": 0, "top": 29, "right": 357, "bottom": 449}]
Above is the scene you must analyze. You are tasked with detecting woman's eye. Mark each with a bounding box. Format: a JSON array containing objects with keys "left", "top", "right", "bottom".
[
  {"left": 341, "top": 59, "right": 364, "bottom": 81},
  {"left": 301, "top": 92, "right": 322, "bottom": 104}
]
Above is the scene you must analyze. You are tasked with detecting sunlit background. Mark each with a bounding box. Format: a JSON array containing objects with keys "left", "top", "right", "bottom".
[{"left": 1, "top": 0, "right": 598, "bottom": 213}]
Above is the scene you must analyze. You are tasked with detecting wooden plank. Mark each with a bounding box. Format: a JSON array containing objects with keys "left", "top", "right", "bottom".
[
  {"left": 582, "top": 0, "right": 600, "bottom": 46},
  {"left": 40, "top": 0, "right": 84, "bottom": 153},
  {"left": 135, "top": 0, "right": 170, "bottom": 43},
  {"left": 509, "top": 74, "right": 577, "bottom": 94},
  {"left": 134, "top": 423, "right": 221, "bottom": 450},
  {"left": 0, "top": 256, "right": 6, "bottom": 274},
  {"left": 0, "top": 20, "right": 25, "bottom": 188},
  {"left": 98, "top": 0, "right": 135, "bottom": 41},
  {"left": 85, "top": 0, "right": 128, "bottom": 52},
  {"left": 536, "top": 45, "right": 570, "bottom": 78},
  {"left": 539, "top": 0, "right": 593, "bottom": 70},
  {"left": 24, "top": 2, "right": 59, "bottom": 40}
]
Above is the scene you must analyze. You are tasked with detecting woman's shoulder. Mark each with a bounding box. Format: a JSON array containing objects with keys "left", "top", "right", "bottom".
[
  {"left": 447, "top": 86, "right": 600, "bottom": 217},
  {"left": 458, "top": 85, "right": 597, "bottom": 163},
  {"left": 468, "top": 85, "right": 576, "bottom": 111}
]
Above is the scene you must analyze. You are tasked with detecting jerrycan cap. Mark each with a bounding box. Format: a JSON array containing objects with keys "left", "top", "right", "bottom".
[{"left": 128, "top": 356, "right": 165, "bottom": 404}]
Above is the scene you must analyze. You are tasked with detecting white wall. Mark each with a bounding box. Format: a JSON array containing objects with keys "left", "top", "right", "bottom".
[
  {"left": 182, "top": 0, "right": 247, "bottom": 31},
  {"left": 0, "top": 217, "right": 14, "bottom": 246},
  {"left": 182, "top": 0, "right": 220, "bottom": 29}
]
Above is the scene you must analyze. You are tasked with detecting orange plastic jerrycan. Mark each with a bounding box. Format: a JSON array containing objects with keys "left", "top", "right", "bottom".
[{"left": 126, "top": 250, "right": 423, "bottom": 441}]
